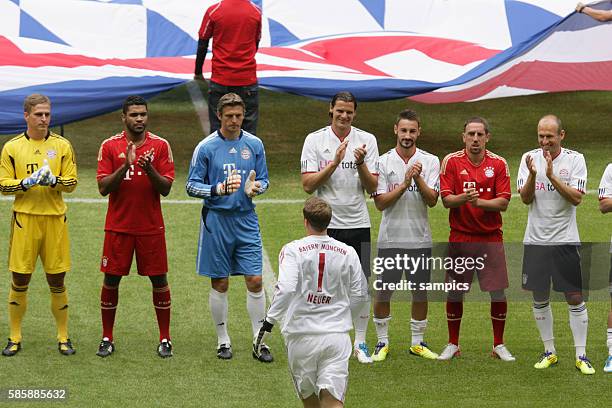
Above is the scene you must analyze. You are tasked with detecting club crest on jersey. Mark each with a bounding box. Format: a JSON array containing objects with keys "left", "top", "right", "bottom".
[
  {"left": 559, "top": 168, "right": 569, "bottom": 178},
  {"left": 484, "top": 166, "right": 494, "bottom": 178},
  {"left": 241, "top": 148, "right": 251, "bottom": 160},
  {"left": 46, "top": 149, "right": 57, "bottom": 159},
  {"left": 229, "top": 147, "right": 237, "bottom": 154}
]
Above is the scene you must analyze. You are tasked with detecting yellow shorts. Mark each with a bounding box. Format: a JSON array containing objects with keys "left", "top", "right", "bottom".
[{"left": 8, "top": 212, "right": 71, "bottom": 274}]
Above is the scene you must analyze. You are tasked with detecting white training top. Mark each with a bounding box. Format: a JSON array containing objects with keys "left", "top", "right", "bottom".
[
  {"left": 301, "top": 126, "right": 379, "bottom": 229},
  {"left": 517, "top": 148, "right": 587, "bottom": 245},
  {"left": 598, "top": 163, "right": 612, "bottom": 251},
  {"left": 376, "top": 148, "right": 440, "bottom": 249},
  {"left": 266, "top": 235, "right": 369, "bottom": 336}
]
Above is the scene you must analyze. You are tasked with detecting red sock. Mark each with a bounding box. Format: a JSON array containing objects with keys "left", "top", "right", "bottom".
[
  {"left": 153, "top": 286, "right": 171, "bottom": 341},
  {"left": 491, "top": 300, "right": 507, "bottom": 347},
  {"left": 101, "top": 284, "right": 119, "bottom": 341},
  {"left": 446, "top": 301, "right": 463, "bottom": 345}
]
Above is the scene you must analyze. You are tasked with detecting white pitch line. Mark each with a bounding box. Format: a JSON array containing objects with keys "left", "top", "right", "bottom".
[
  {"left": 186, "top": 80, "right": 210, "bottom": 135},
  {"left": 261, "top": 244, "right": 277, "bottom": 304},
  {"left": 0, "top": 190, "right": 598, "bottom": 205}
]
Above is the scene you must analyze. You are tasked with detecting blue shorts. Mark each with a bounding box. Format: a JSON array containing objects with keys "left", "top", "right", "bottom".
[{"left": 197, "top": 208, "right": 262, "bottom": 278}]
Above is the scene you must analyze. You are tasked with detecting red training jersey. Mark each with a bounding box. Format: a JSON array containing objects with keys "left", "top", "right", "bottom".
[
  {"left": 198, "top": 0, "right": 262, "bottom": 86},
  {"left": 97, "top": 131, "right": 175, "bottom": 235},
  {"left": 440, "top": 149, "right": 511, "bottom": 237}
]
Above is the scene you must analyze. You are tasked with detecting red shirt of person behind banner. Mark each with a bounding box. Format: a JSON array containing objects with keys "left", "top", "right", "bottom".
[
  {"left": 198, "top": 0, "right": 262, "bottom": 86},
  {"left": 440, "top": 149, "right": 511, "bottom": 238},
  {"left": 96, "top": 131, "right": 175, "bottom": 235}
]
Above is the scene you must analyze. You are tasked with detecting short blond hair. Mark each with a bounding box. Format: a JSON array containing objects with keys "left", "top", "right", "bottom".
[
  {"left": 24, "top": 94, "right": 51, "bottom": 113},
  {"left": 216, "top": 93, "right": 245, "bottom": 115},
  {"left": 303, "top": 197, "right": 332, "bottom": 232}
]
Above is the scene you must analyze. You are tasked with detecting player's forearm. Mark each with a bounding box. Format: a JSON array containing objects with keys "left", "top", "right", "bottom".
[
  {"left": 301, "top": 164, "right": 337, "bottom": 194},
  {"left": 548, "top": 174, "right": 582, "bottom": 206},
  {"left": 145, "top": 166, "right": 172, "bottom": 197},
  {"left": 441, "top": 193, "right": 468, "bottom": 208},
  {"left": 473, "top": 197, "right": 509, "bottom": 212},
  {"left": 520, "top": 174, "right": 536, "bottom": 204},
  {"left": 373, "top": 185, "right": 406, "bottom": 211},
  {"left": 599, "top": 198, "right": 612, "bottom": 213},
  {"left": 0, "top": 178, "right": 26, "bottom": 195},
  {"left": 185, "top": 178, "right": 215, "bottom": 198},
  {"left": 357, "top": 164, "right": 377, "bottom": 194},
  {"left": 52, "top": 176, "right": 78, "bottom": 193},
  {"left": 582, "top": 7, "right": 612, "bottom": 22},
  {"left": 414, "top": 175, "right": 438, "bottom": 207},
  {"left": 194, "top": 38, "right": 209, "bottom": 76},
  {"left": 265, "top": 290, "right": 294, "bottom": 325},
  {"left": 98, "top": 164, "right": 130, "bottom": 196}
]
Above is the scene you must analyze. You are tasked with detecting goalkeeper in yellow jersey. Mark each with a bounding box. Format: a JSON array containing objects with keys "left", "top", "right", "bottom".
[{"left": 0, "top": 94, "right": 78, "bottom": 356}]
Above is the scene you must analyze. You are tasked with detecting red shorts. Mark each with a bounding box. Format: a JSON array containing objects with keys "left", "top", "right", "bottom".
[
  {"left": 445, "top": 231, "right": 508, "bottom": 292},
  {"left": 101, "top": 231, "right": 168, "bottom": 276}
]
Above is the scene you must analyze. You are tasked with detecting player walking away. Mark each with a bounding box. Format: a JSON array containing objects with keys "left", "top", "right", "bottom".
[
  {"left": 194, "top": 0, "right": 262, "bottom": 135},
  {"left": 254, "top": 197, "right": 369, "bottom": 408},
  {"left": 300, "top": 91, "right": 379, "bottom": 363},
  {"left": 518, "top": 115, "right": 594, "bottom": 374},
  {"left": 96, "top": 96, "right": 175, "bottom": 358},
  {"left": 599, "top": 163, "right": 612, "bottom": 372},
  {"left": 438, "top": 117, "right": 515, "bottom": 362},
  {"left": 371, "top": 109, "right": 440, "bottom": 362},
  {"left": 186, "top": 93, "right": 270, "bottom": 362},
  {"left": 576, "top": 2, "right": 612, "bottom": 21},
  {"left": 0, "top": 94, "right": 78, "bottom": 356}
]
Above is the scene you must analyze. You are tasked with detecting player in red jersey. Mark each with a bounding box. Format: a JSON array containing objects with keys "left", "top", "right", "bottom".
[
  {"left": 95, "top": 96, "right": 175, "bottom": 358},
  {"left": 194, "top": 0, "right": 262, "bottom": 135},
  {"left": 437, "top": 117, "right": 515, "bottom": 361}
]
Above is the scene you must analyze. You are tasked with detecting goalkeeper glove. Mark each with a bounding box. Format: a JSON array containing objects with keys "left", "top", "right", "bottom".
[
  {"left": 37, "top": 160, "right": 57, "bottom": 186},
  {"left": 253, "top": 319, "right": 274, "bottom": 358},
  {"left": 244, "top": 170, "right": 262, "bottom": 198},
  {"left": 21, "top": 166, "right": 46, "bottom": 190},
  {"left": 215, "top": 169, "right": 241, "bottom": 196}
]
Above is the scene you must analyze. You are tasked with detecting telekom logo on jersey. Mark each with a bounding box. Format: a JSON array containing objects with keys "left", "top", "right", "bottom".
[{"left": 223, "top": 163, "right": 247, "bottom": 177}]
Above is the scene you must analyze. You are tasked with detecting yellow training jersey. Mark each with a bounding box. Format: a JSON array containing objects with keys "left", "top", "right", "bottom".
[{"left": 0, "top": 131, "right": 77, "bottom": 215}]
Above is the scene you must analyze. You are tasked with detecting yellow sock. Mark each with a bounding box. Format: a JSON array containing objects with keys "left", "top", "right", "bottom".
[
  {"left": 8, "top": 283, "right": 28, "bottom": 343},
  {"left": 50, "top": 286, "right": 69, "bottom": 342}
]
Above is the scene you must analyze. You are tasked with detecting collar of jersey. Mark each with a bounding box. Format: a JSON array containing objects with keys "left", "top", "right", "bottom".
[
  {"left": 217, "top": 129, "right": 243, "bottom": 141},
  {"left": 24, "top": 130, "right": 50, "bottom": 141}
]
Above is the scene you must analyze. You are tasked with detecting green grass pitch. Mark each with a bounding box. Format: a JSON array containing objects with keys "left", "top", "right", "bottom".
[{"left": 0, "top": 86, "right": 611, "bottom": 407}]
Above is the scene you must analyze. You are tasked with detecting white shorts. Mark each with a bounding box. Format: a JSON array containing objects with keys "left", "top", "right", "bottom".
[{"left": 285, "top": 332, "right": 351, "bottom": 402}]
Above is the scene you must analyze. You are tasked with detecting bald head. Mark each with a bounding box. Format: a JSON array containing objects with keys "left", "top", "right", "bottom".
[{"left": 538, "top": 114, "right": 563, "bottom": 135}]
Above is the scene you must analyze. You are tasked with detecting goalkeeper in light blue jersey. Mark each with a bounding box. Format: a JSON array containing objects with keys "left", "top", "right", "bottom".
[{"left": 186, "top": 92, "right": 272, "bottom": 362}]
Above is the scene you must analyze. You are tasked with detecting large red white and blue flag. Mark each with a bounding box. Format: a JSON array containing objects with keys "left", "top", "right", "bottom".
[{"left": 0, "top": 0, "right": 610, "bottom": 134}]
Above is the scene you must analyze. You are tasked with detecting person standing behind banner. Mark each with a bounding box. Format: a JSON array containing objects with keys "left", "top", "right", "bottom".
[
  {"left": 194, "top": 0, "right": 262, "bottom": 135},
  {"left": 300, "top": 91, "right": 379, "bottom": 364}
]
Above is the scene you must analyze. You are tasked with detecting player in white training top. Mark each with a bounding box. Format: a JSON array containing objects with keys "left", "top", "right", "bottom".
[
  {"left": 370, "top": 109, "right": 440, "bottom": 362},
  {"left": 300, "top": 91, "right": 378, "bottom": 363},
  {"left": 598, "top": 163, "right": 612, "bottom": 372},
  {"left": 254, "top": 197, "right": 369, "bottom": 408},
  {"left": 517, "top": 114, "right": 594, "bottom": 374}
]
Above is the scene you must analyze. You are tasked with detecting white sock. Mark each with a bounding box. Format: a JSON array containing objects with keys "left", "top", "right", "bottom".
[
  {"left": 373, "top": 316, "right": 391, "bottom": 345},
  {"left": 410, "top": 319, "right": 428, "bottom": 346},
  {"left": 568, "top": 302, "right": 588, "bottom": 359},
  {"left": 607, "top": 328, "right": 612, "bottom": 356},
  {"left": 533, "top": 301, "right": 555, "bottom": 354},
  {"left": 209, "top": 289, "right": 230, "bottom": 347},
  {"left": 353, "top": 299, "right": 370, "bottom": 347},
  {"left": 246, "top": 290, "right": 266, "bottom": 340}
]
